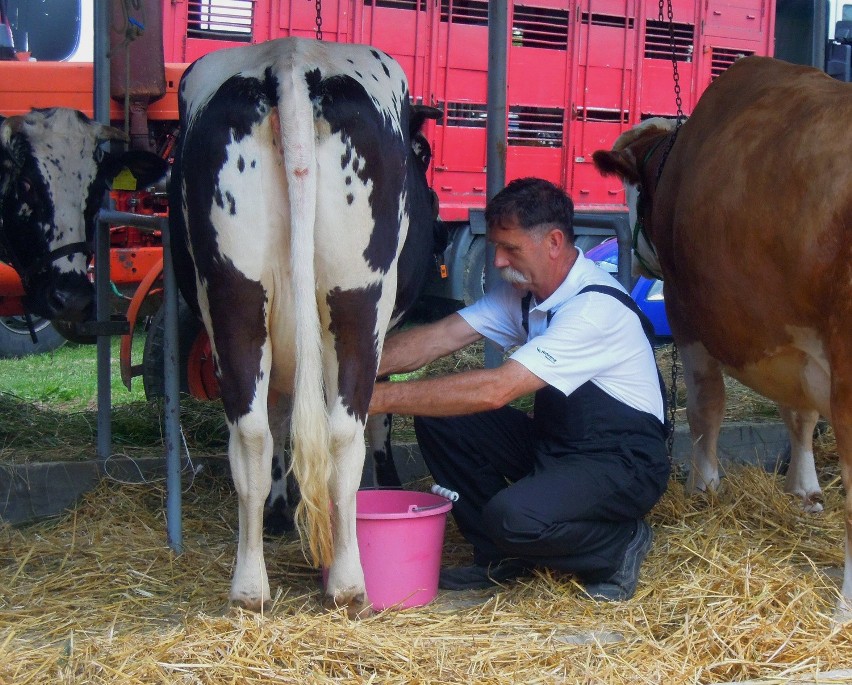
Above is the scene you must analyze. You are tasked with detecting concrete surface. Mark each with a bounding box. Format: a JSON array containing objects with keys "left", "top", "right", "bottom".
[{"left": 1, "top": 421, "right": 795, "bottom": 526}]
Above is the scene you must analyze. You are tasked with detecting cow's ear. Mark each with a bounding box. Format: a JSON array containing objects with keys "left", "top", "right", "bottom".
[
  {"left": 104, "top": 150, "right": 169, "bottom": 190},
  {"left": 409, "top": 104, "right": 442, "bottom": 136},
  {"left": 592, "top": 148, "right": 642, "bottom": 184}
]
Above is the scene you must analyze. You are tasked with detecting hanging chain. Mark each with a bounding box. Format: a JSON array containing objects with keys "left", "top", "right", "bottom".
[
  {"left": 315, "top": 0, "right": 323, "bottom": 41},
  {"left": 658, "top": 0, "right": 683, "bottom": 465},
  {"left": 659, "top": 0, "right": 684, "bottom": 124},
  {"left": 667, "top": 341, "right": 679, "bottom": 463}
]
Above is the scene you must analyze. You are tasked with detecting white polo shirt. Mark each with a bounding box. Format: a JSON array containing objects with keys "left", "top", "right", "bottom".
[{"left": 459, "top": 249, "right": 664, "bottom": 421}]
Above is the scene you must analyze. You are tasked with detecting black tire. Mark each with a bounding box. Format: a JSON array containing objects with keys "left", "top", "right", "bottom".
[
  {"left": 462, "top": 236, "right": 487, "bottom": 305},
  {"left": 142, "top": 296, "right": 202, "bottom": 399},
  {"left": 0, "top": 315, "right": 67, "bottom": 358}
]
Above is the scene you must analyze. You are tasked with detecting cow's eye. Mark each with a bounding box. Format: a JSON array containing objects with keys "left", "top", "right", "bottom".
[{"left": 18, "top": 176, "right": 32, "bottom": 195}]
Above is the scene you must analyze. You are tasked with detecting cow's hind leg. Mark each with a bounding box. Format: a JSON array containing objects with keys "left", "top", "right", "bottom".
[
  {"left": 320, "top": 285, "right": 388, "bottom": 617},
  {"left": 778, "top": 405, "right": 823, "bottom": 513},
  {"left": 210, "top": 308, "right": 274, "bottom": 612},
  {"left": 323, "top": 401, "right": 370, "bottom": 617},
  {"left": 830, "top": 338, "right": 852, "bottom": 621},
  {"left": 680, "top": 342, "right": 726, "bottom": 494}
]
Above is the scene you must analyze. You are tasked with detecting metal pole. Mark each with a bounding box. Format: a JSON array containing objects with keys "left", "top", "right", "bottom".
[
  {"left": 93, "top": 0, "right": 112, "bottom": 463},
  {"left": 93, "top": 211, "right": 183, "bottom": 551},
  {"left": 484, "top": 1, "right": 508, "bottom": 369},
  {"left": 161, "top": 218, "right": 183, "bottom": 553},
  {"left": 93, "top": 0, "right": 111, "bottom": 124},
  {"left": 95, "top": 214, "right": 112, "bottom": 463}
]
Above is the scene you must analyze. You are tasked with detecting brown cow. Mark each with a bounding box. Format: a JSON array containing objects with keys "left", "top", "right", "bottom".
[{"left": 593, "top": 56, "right": 852, "bottom": 619}]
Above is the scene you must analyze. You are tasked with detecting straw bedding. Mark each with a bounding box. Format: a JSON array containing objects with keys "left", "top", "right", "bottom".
[{"left": 1, "top": 435, "right": 850, "bottom": 684}]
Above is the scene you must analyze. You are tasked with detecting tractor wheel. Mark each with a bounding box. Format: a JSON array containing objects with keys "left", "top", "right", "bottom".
[
  {"left": 462, "top": 236, "right": 487, "bottom": 306},
  {"left": 0, "top": 315, "right": 67, "bottom": 358},
  {"left": 142, "top": 296, "right": 202, "bottom": 400}
]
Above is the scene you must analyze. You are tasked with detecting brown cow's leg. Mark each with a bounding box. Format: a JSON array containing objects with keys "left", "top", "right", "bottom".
[
  {"left": 778, "top": 406, "right": 823, "bottom": 513},
  {"left": 680, "top": 342, "right": 726, "bottom": 494},
  {"left": 830, "top": 339, "right": 852, "bottom": 622}
]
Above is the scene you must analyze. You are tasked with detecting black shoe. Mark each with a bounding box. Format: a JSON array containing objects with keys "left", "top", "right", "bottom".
[
  {"left": 439, "top": 559, "right": 526, "bottom": 591},
  {"left": 584, "top": 520, "right": 654, "bottom": 602}
]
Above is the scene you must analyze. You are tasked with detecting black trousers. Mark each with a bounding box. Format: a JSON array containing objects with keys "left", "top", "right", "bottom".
[{"left": 415, "top": 405, "right": 669, "bottom": 582}]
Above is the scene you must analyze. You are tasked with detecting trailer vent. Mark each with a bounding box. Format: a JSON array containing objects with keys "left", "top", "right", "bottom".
[
  {"left": 442, "top": 102, "right": 488, "bottom": 128},
  {"left": 186, "top": 0, "right": 254, "bottom": 40},
  {"left": 710, "top": 47, "right": 753, "bottom": 79},
  {"left": 512, "top": 6, "right": 569, "bottom": 50},
  {"left": 644, "top": 20, "right": 694, "bottom": 61},
  {"left": 575, "top": 108, "right": 629, "bottom": 123},
  {"left": 508, "top": 106, "right": 564, "bottom": 147},
  {"left": 440, "top": 0, "right": 489, "bottom": 26},
  {"left": 580, "top": 13, "right": 635, "bottom": 29},
  {"left": 364, "top": 0, "right": 427, "bottom": 10}
]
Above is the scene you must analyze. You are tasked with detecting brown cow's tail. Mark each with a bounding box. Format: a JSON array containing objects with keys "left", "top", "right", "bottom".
[{"left": 277, "top": 50, "right": 334, "bottom": 569}]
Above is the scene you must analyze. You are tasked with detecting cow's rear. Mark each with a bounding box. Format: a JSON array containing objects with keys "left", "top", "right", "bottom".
[
  {"left": 593, "top": 56, "right": 852, "bottom": 619},
  {"left": 172, "top": 37, "right": 437, "bottom": 615}
]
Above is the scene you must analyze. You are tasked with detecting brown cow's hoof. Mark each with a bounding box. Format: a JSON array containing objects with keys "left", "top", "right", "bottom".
[{"left": 322, "top": 591, "right": 373, "bottom": 619}]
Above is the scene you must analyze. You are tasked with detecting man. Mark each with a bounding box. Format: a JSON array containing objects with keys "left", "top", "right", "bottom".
[{"left": 369, "top": 178, "right": 669, "bottom": 600}]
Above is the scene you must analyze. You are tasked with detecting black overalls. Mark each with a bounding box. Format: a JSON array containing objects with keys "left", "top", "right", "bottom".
[{"left": 414, "top": 286, "right": 671, "bottom": 582}]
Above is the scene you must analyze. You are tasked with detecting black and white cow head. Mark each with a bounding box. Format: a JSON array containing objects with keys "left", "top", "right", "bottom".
[{"left": 0, "top": 108, "right": 168, "bottom": 321}]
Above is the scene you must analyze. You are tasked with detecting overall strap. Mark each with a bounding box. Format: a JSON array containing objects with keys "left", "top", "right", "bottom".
[
  {"left": 576, "top": 284, "right": 669, "bottom": 426},
  {"left": 576, "top": 284, "right": 657, "bottom": 345}
]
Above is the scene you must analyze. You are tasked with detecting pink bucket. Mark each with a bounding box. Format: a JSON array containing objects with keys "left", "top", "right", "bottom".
[{"left": 327, "top": 489, "right": 453, "bottom": 610}]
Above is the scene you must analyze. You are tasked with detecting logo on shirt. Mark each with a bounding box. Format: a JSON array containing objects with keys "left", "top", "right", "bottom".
[{"left": 536, "top": 347, "right": 557, "bottom": 364}]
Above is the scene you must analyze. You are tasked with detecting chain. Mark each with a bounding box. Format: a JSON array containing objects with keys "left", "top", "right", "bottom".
[
  {"left": 315, "top": 0, "right": 323, "bottom": 41},
  {"left": 657, "top": 0, "right": 683, "bottom": 465},
  {"left": 667, "top": 341, "right": 679, "bottom": 463}
]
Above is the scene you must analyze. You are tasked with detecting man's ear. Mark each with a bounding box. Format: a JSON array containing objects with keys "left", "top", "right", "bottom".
[{"left": 547, "top": 227, "right": 565, "bottom": 255}]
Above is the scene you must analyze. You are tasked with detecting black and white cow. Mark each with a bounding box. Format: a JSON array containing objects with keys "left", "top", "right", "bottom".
[
  {"left": 170, "top": 37, "right": 442, "bottom": 616},
  {"left": 0, "top": 108, "right": 168, "bottom": 321}
]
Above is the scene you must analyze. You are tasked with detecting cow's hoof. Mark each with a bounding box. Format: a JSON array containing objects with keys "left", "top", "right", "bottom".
[
  {"left": 322, "top": 591, "right": 372, "bottom": 619},
  {"left": 231, "top": 596, "right": 273, "bottom": 614},
  {"left": 801, "top": 493, "right": 824, "bottom": 514}
]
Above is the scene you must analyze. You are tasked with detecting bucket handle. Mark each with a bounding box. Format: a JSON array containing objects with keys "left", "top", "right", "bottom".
[{"left": 408, "top": 502, "right": 450, "bottom": 514}]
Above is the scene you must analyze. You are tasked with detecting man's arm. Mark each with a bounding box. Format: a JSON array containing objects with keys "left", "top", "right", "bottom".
[
  {"left": 378, "top": 312, "right": 482, "bottom": 377},
  {"left": 369, "top": 358, "right": 547, "bottom": 417}
]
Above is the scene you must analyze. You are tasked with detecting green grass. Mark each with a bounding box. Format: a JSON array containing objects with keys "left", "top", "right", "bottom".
[
  {"left": 0, "top": 336, "right": 147, "bottom": 408},
  {"left": 0, "top": 336, "right": 229, "bottom": 462}
]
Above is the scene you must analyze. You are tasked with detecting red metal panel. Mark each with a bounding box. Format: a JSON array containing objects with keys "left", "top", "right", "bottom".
[
  {"left": 571, "top": 158, "right": 626, "bottom": 205},
  {"left": 279, "top": 0, "right": 350, "bottom": 41},
  {"left": 569, "top": 118, "right": 629, "bottom": 205},
  {"left": 703, "top": 0, "right": 767, "bottom": 39},
  {"left": 358, "top": 2, "right": 430, "bottom": 101},
  {"left": 507, "top": 146, "right": 566, "bottom": 189},
  {"left": 508, "top": 48, "right": 570, "bottom": 105},
  {"left": 639, "top": 59, "right": 695, "bottom": 114}
]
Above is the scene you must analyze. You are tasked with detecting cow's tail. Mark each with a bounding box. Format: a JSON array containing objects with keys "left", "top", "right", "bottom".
[{"left": 278, "top": 60, "right": 334, "bottom": 569}]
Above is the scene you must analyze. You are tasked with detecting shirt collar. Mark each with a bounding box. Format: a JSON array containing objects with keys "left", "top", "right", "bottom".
[{"left": 529, "top": 247, "right": 596, "bottom": 314}]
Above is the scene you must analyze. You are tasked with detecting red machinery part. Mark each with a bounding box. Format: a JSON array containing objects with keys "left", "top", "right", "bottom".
[
  {"left": 186, "top": 328, "right": 220, "bottom": 401},
  {"left": 0, "top": 262, "right": 26, "bottom": 316}
]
